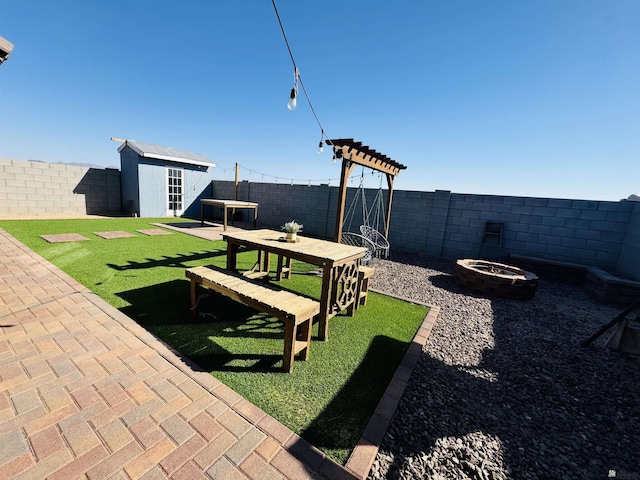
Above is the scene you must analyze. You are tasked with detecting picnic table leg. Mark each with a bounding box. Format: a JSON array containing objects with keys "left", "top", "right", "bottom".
[
  {"left": 318, "top": 264, "right": 333, "bottom": 341},
  {"left": 253, "top": 206, "right": 258, "bottom": 229},
  {"left": 223, "top": 207, "right": 228, "bottom": 231},
  {"left": 276, "top": 256, "right": 292, "bottom": 281},
  {"left": 226, "top": 243, "right": 239, "bottom": 271},
  {"left": 200, "top": 203, "right": 204, "bottom": 226}
]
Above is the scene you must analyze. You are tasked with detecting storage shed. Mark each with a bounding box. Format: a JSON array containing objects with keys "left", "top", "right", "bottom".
[{"left": 118, "top": 140, "right": 215, "bottom": 217}]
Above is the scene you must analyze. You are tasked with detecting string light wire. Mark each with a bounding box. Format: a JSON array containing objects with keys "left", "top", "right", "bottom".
[
  {"left": 271, "top": 0, "right": 332, "bottom": 150},
  {"left": 216, "top": 163, "right": 339, "bottom": 186}
]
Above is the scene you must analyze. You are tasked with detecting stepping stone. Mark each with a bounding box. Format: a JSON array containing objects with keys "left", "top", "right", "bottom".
[
  {"left": 136, "top": 229, "right": 173, "bottom": 236},
  {"left": 93, "top": 231, "right": 136, "bottom": 239},
  {"left": 40, "top": 233, "right": 90, "bottom": 243}
]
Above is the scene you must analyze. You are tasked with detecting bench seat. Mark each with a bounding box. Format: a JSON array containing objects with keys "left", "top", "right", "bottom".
[{"left": 185, "top": 265, "right": 320, "bottom": 372}]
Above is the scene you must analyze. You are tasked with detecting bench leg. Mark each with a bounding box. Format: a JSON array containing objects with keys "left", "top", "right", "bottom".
[
  {"left": 360, "top": 276, "right": 370, "bottom": 306},
  {"left": 276, "top": 255, "right": 292, "bottom": 281},
  {"left": 297, "top": 317, "right": 313, "bottom": 361},
  {"left": 283, "top": 323, "right": 296, "bottom": 373},
  {"left": 189, "top": 279, "right": 197, "bottom": 316}
]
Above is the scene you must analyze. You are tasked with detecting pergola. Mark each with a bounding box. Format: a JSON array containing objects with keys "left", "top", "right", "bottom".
[{"left": 329, "top": 138, "right": 407, "bottom": 243}]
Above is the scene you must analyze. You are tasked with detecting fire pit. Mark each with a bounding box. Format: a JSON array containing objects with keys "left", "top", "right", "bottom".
[{"left": 453, "top": 259, "right": 538, "bottom": 300}]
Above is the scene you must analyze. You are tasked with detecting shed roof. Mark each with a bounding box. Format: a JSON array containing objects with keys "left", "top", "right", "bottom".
[{"left": 118, "top": 140, "right": 215, "bottom": 168}]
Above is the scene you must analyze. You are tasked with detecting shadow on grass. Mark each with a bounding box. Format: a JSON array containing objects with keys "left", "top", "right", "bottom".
[
  {"left": 116, "top": 279, "right": 417, "bottom": 464},
  {"left": 301, "top": 335, "right": 406, "bottom": 453},
  {"left": 117, "top": 279, "right": 295, "bottom": 373},
  {"left": 107, "top": 249, "right": 226, "bottom": 271}
]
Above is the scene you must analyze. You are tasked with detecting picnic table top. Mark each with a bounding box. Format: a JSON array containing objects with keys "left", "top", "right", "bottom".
[{"left": 222, "top": 228, "right": 367, "bottom": 266}]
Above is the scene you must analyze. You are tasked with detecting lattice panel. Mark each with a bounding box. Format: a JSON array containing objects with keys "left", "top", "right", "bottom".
[{"left": 333, "top": 261, "right": 359, "bottom": 313}]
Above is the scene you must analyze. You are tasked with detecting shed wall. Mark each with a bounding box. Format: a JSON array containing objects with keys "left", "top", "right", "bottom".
[{"left": 137, "top": 158, "right": 213, "bottom": 217}]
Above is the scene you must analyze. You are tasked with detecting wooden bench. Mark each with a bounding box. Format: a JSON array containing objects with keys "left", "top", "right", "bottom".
[
  {"left": 185, "top": 265, "right": 320, "bottom": 373},
  {"left": 355, "top": 266, "right": 375, "bottom": 310}
]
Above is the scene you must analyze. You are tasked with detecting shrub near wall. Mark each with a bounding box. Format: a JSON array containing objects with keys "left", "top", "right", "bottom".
[{"left": 0, "top": 158, "right": 121, "bottom": 216}]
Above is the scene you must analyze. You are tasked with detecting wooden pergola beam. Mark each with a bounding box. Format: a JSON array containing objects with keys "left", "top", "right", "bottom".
[
  {"left": 330, "top": 138, "right": 405, "bottom": 177},
  {"left": 329, "top": 138, "right": 406, "bottom": 242}
]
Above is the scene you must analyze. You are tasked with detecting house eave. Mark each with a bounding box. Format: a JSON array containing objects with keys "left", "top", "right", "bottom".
[{"left": 139, "top": 152, "right": 215, "bottom": 168}]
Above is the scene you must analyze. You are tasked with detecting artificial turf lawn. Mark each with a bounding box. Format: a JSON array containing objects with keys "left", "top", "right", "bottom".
[{"left": 0, "top": 218, "right": 428, "bottom": 464}]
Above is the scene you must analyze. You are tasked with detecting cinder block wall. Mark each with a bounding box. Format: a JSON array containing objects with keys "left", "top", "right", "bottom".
[
  {"left": 1, "top": 159, "right": 635, "bottom": 279},
  {"left": 0, "top": 158, "right": 121, "bottom": 216},
  {"left": 440, "top": 194, "right": 632, "bottom": 268},
  {"left": 210, "top": 180, "right": 637, "bottom": 278},
  {"left": 210, "top": 181, "right": 337, "bottom": 238},
  {"left": 617, "top": 201, "right": 640, "bottom": 279}
]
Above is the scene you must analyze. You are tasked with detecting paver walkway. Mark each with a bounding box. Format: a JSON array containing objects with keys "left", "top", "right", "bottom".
[{"left": 0, "top": 228, "right": 356, "bottom": 480}]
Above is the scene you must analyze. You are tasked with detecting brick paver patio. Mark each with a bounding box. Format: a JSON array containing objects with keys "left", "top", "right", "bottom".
[{"left": 0, "top": 228, "right": 358, "bottom": 480}]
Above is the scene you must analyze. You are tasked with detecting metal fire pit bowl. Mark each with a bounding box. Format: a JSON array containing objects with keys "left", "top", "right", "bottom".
[{"left": 453, "top": 259, "right": 538, "bottom": 300}]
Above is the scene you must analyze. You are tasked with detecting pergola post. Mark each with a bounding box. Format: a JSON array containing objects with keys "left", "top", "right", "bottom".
[
  {"left": 334, "top": 159, "right": 357, "bottom": 242},
  {"left": 384, "top": 173, "right": 394, "bottom": 239}
]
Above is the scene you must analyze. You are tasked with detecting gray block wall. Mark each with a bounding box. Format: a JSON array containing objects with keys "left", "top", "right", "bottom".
[
  {"left": 1, "top": 158, "right": 637, "bottom": 281},
  {"left": 617, "top": 201, "right": 640, "bottom": 279},
  {"left": 209, "top": 180, "right": 639, "bottom": 280},
  {"left": 0, "top": 158, "right": 121, "bottom": 216},
  {"left": 440, "top": 194, "right": 632, "bottom": 268}
]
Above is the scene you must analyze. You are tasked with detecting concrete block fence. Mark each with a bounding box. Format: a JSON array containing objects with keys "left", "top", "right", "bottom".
[
  {"left": 1, "top": 157, "right": 637, "bottom": 281},
  {"left": 0, "top": 158, "right": 121, "bottom": 216},
  {"left": 211, "top": 180, "right": 639, "bottom": 281}
]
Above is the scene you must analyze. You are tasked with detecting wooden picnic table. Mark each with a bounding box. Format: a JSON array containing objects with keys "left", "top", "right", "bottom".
[
  {"left": 200, "top": 199, "right": 258, "bottom": 230},
  {"left": 221, "top": 228, "right": 367, "bottom": 341}
]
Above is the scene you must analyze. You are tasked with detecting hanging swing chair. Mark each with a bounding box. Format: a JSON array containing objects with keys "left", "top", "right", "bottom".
[
  {"left": 341, "top": 168, "right": 391, "bottom": 262},
  {"left": 359, "top": 175, "right": 390, "bottom": 258}
]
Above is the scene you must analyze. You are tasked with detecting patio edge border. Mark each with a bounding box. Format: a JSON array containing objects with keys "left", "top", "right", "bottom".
[{"left": 344, "top": 289, "right": 440, "bottom": 479}]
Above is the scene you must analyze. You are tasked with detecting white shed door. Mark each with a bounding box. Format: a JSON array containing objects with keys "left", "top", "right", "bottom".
[{"left": 166, "top": 167, "right": 184, "bottom": 216}]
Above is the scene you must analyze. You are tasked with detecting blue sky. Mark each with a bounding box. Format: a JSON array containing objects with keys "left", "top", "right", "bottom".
[{"left": 1, "top": 0, "right": 638, "bottom": 201}]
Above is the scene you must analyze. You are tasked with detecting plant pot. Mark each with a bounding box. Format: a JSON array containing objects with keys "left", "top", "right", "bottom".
[{"left": 286, "top": 232, "right": 297, "bottom": 241}]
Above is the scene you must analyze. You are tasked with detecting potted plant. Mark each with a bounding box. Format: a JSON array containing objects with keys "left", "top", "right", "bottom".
[{"left": 282, "top": 220, "right": 303, "bottom": 241}]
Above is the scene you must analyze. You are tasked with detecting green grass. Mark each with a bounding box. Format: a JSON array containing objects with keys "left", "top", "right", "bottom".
[{"left": 0, "top": 218, "right": 428, "bottom": 464}]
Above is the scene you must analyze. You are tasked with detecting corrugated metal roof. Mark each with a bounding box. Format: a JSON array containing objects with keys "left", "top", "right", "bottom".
[{"left": 118, "top": 140, "right": 215, "bottom": 168}]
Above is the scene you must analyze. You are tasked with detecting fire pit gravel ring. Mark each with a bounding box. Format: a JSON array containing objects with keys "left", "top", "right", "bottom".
[{"left": 453, "top": 259, "right": 538, "bottom": 300}]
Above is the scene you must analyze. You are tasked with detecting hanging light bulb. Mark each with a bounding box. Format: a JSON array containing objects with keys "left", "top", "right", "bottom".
[
  {"left": 287, "top": 87, "right": 297, "bottom": 110},
  {"left": 317, "top": 140, "right": 323, "bottom": 154},
  {"left": 287, "top": 67, "right": 299, "bottom": 110}
]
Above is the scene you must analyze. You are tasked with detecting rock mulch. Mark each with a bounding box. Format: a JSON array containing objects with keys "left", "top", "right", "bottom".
[{"left": 367, "top": 252, "right": 639, "bottom": 480}]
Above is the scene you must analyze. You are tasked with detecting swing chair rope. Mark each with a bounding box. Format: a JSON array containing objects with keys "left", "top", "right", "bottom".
[
  {"left": 342, "top": 168, "right": 390, "bottom": 258},
  {"left": 360, "top": 173, "right": 390, "bottom": 258},
  {"left": 343, "top": 168, "right": 366, "bottom": 233}
]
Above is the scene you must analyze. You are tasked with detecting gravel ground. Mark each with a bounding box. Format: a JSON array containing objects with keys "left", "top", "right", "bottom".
[{"left": 367, "top": 252, "right": 640, "bottom": 480}]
